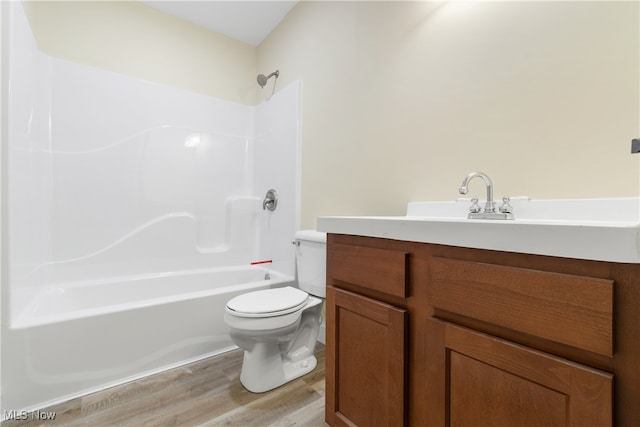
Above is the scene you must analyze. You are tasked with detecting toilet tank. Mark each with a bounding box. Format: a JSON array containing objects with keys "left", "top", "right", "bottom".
[{"left": 295, "top": 230, "right": 327, "bottom": 298}]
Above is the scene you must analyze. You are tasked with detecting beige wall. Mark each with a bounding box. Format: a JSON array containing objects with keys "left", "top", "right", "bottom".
[
  {"left": 258, "top": 1, "right": 640, "bottom": 228},
  {"left": 19, "top": 1, "right": 640, "bottom": 230},
  {"left": 22, "top": 1, "right": 257, "bottom": 105}
]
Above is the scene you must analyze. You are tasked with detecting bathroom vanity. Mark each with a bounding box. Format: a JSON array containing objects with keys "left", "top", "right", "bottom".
[{"left": 318, "top": 198, "right": 640, "bottom": 427}]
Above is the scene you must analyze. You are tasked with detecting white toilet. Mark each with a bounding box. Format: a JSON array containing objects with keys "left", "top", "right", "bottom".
[{"left": 224, "top": 230, "right": 326, "bottom": 393}]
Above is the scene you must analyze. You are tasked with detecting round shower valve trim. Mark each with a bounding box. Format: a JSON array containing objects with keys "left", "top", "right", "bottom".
[{"left": 263, "top": 189, "right": 278, "bottom": 211}]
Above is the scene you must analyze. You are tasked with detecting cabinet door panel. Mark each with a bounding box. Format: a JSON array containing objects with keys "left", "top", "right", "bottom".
[
  {"left": 326, "top": 286, "right": 408, "bottom": 427},
  {"left": 450, "top": 351, "right": 567, "bottom": 427},
  {"left": 426, "top": 318, "right": 613, "bottom": 427}
]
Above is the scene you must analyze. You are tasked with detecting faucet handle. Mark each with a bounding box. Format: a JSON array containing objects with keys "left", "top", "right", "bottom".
[
  {"left": 469, "top": 197, "right": 482, "bottom": 213},
  {"left": 262, "top": 189, "right": 278, "bottom": 211},
  {"left": 499, "top": 196, "right": 513, "bottom": 213}
]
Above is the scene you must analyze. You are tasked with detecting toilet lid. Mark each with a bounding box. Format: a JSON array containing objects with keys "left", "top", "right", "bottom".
[{"left": 226, "top": 286, "right": 309, "bottom": 317}]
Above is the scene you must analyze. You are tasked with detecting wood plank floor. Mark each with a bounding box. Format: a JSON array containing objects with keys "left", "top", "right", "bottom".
[{"left": 2, "top": 345, "right": 327, "bottom": 427}]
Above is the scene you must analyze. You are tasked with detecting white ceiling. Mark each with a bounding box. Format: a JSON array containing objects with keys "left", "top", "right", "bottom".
[{"left": 140, "top": 1, "right": 298, "bottom": 46}]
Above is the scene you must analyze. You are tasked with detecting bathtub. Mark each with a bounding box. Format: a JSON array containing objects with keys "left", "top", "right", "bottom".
[{"left": 4, "top": 266, "right": 294, "bottom": 411}]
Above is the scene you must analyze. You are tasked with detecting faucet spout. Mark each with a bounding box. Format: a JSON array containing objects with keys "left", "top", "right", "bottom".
[{"left": 459, "top": 172, "right": 495, "bottom": 213}]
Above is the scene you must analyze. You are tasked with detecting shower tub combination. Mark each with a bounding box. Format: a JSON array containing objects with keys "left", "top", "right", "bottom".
[{"left": 3, "top": 2, "right": 301, "bottom": 412}]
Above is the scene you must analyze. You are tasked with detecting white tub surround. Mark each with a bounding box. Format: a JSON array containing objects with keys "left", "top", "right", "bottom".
[
  {"left": 3, "top": 2, "right": 301, "bottom": 412},
  {"left": 318, "top": 197, "right": 640, "bottom": 263}
]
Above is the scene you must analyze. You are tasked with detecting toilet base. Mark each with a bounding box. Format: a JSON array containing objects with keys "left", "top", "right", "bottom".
[{"left": 239, "top": 341, "right": 318, "bottom": 393}]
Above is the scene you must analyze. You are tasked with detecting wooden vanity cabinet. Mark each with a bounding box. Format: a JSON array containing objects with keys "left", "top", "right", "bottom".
[
  {"left": 325, "top": 233, "right": 640, "bottom": 427},
  {"left": 325, "top": 238, "right": 411, "bottom": 426}
]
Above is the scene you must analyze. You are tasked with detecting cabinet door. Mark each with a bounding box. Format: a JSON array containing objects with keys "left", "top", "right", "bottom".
[
  {"left": 326, "top": 286, "right": 408, "bottom": 427},
  {"left": 426, "top": 319, "right": 613, "bottom": 427}
]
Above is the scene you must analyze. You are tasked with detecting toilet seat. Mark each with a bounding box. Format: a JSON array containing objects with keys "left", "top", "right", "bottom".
[{"left": 226, "top": 286, "right": 309, "bottom": 318}]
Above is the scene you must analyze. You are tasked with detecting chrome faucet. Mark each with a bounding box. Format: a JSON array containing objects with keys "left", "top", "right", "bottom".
[
  {"left": 459, "top": 171, "right": 495, "bottom": 213},
  {"left": 458, "top": 172, "right": 514, "bottom": 220}
]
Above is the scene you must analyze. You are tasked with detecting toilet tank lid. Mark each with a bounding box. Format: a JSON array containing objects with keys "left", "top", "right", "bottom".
[{"left": 295, "top": 229, "right": 326, "bottom": 243}]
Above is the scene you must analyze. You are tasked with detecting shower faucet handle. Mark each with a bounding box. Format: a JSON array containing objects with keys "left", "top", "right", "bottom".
[{"left": 263, "top": 189, "right": 278, "bottom": 211}]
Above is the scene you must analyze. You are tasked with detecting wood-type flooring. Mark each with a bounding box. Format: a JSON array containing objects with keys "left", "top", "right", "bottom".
[{"left": 2, "top": 345, "right": 327, "bottom": 427}]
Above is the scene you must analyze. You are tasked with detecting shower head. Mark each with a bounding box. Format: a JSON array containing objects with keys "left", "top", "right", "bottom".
[{"left": 257, "top": 70, "right": 279, "bottom": 88}]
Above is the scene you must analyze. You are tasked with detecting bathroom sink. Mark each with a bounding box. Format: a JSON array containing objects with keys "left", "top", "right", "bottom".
[
  {"left": 406, "top": 197, "right": 639, "bottom": 224},
  {"left": 317, "top": 197, "right": 640, "bottom": 263}
]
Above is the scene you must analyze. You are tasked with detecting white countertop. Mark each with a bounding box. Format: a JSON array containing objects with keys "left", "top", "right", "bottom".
[{"left": 317, "top": 197, "right": 640, "bottom": 263}]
